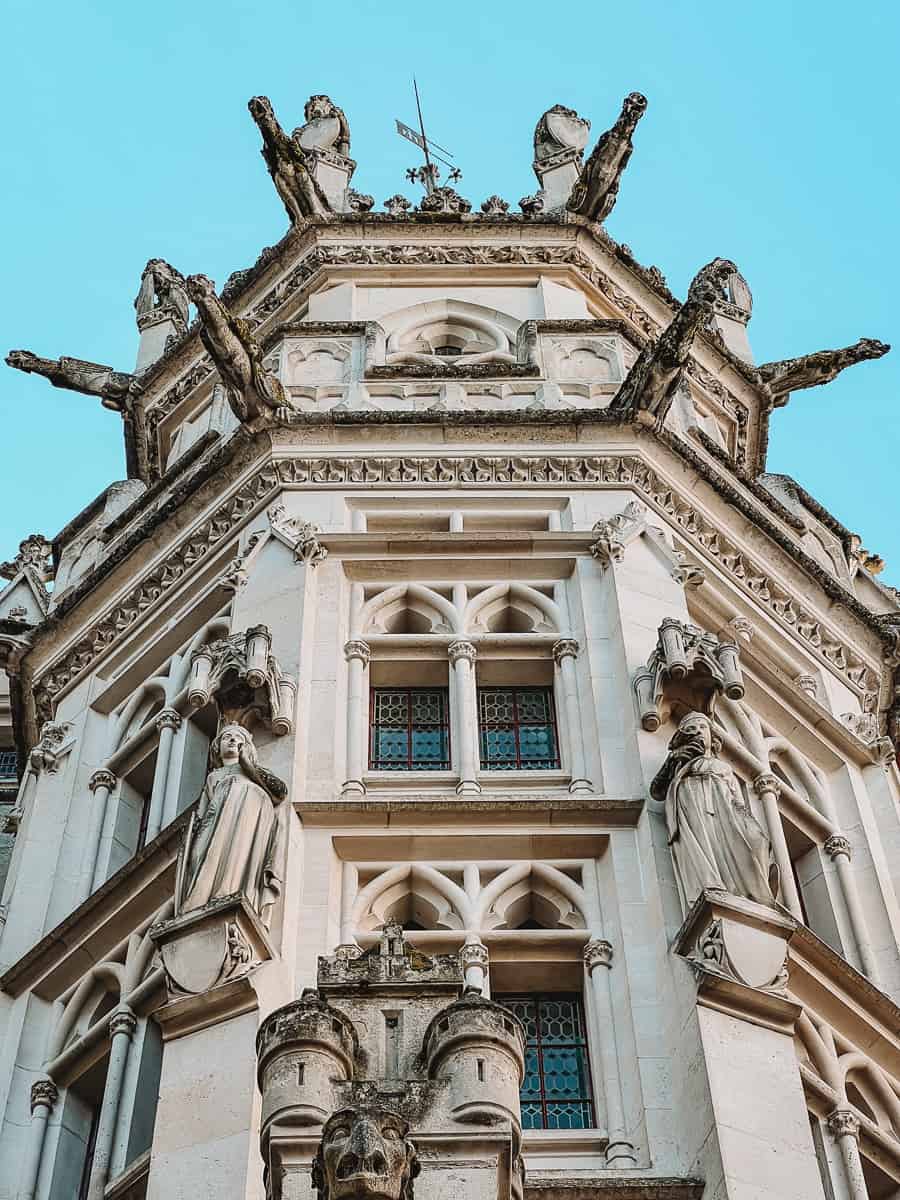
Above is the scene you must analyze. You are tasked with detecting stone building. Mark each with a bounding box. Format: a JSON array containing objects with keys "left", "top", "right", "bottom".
[{"left": 0, "top": 89, "right": 898, "bottom": 1200}]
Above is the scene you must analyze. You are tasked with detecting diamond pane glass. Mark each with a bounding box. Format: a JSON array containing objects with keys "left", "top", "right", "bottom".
[
  {"left": 496, "top": 993, "right": 594, "bottom": 1130},
  {"left": 370, "top": 688, "right": 450, "bottom": 770},
  {"left": 478, "top": 687, "right": 559, "bottom": 771}
]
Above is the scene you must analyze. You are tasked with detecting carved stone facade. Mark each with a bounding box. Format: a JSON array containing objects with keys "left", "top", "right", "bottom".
[{"left": 0, "top": 83, "right": 897, "bottom": 1200}]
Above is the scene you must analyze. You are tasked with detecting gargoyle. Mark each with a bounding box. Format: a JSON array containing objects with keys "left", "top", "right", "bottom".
[
  {"left": 611, "top": 258, "right": 737, "bottom": 422},
  {"left": 757, "top": 338, "right": 890, "bottom": 407},
  {"left": 248, "top": 95, "right": 332, "bottom": 223},
  {"left": 567, "top": 92, "right": 647, "bottom": 222},
  {"left": 5, "top": 350, "right": 136, "bottom": 412},
  {"left": 134, "top": 258, "right": 189, "bottom": 332},
  {"left": 185, "top": 274, "right": 287, "bottom": 424}
]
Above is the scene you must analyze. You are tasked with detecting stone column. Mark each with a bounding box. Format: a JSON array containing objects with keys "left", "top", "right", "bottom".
[
  {"left": 553, "top": 638, "right": 592, "bottom": 794},
  {"left": 18, "top": 1078, "right": 58, "bottom": 1200},
  {"left": 824, "top": 835, "right": 880, "bottom": 983},
  {"left": 583, "top": 939, "right": 636, "bottom": 1166},
  {"left": 86, "top": 770, "right": 117, "bottom": 898},
  {"left": 460, "top": 940, "right": 489, "bottom": 995},
  {"left": 342, "top": 640, "right": 370, "bottom": 796},
  {"left": 448, "top": 640, "right": 481, "bottom": 796},
  {"left": 87, "top": 1007, "right": 137, "bottom": 1200},
  {"left": 752, "top": 774, "right": 804, "bottom": 921},
  {"left": 826, "top": 1109, "right": 868, "bottom": 1200},
  {"left": 145, "top": 709, "right": 182, "bottom": 843}
]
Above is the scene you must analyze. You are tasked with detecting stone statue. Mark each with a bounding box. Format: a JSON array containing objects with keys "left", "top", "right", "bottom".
[
  {"left": 611, "top": 258, "right": 737, "bottom": 421},
  {"left": 5, "top": 350, "right": 135, "bottom": 411},
  {"left": 248, "top": 95, "right": 332, "bottom": 223},
  {"left": 134, "top": 258, "right": 189, "bottom": 333},
  {"left": 757, "top": 337, "right": 890, "bottom": 407},
  {"left": 311, "top": 1106, "right": 420, "bottom": 1200},
  {"left": 567, "top": 92, "right": 647, "bottom": 222},
  {"left": 185, "top": 274, "right": 288, "bottom": 423},
  {"left": 533, "top": 104, "right": 591, "bottom": 164},
  {"left": 176, "top": 724, "right": 287, "bottom": 928},
  {"left": 294, "top": 94, "right": 351, "bottom": 158},
  {"left": 651, "top": 712, "right": 779, "bottom": 912}
]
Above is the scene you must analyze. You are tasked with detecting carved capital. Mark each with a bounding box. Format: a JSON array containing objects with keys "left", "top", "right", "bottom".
[
  {"left": 583, "top": 938, "right": 614, "bottom": 971},
  {"left": 459, "top": 942, "right": 490, "bottom": 970},
  {"left": 343, "top": 639, "right": 371, "bottom": 666},
  {"left": 448, "top": 639, "right": 477, "bottom": 666},
  {"left": 720, "top": 616, "right": 753, "bottom": 645},
  {"left": 794, "top": 673, "right": 819, "bottom": 699},
  {"left": 155, "top": 707, "right": 182, "bottom": 733},
  {"left": 30, "top": 1078, "right": 58, "bottom": 1113},
  {"left": 826, "top": 1109, "right": 860, "bottom": 1140},
  {"left": 109, "top": 1007, "right": 138, "bottom": 1039},
  {"left": 824, "top": 834, "right": 852, "bottom": 861},
  {"left": 88, "top": 769, "right": 117, "bottom": 793},
  {"left": 752, "top": 773, "right": 782, "bottom": 799},
  {"left": 553, "top": 637, "right": 580, "bottom": 665}
]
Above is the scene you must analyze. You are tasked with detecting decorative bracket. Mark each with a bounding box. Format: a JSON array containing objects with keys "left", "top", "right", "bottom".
[
  {"left": 634, "top": 618, "right": 744, "bottom": 731},
  {"left": 590, "top": 500, "right": 705, "bottom": 586},
  {"left": 268, "top": 504, "right": 328, "bottom": 567},
  {"left": 188, "top": 626, "right": 296, "bottom": 734}
]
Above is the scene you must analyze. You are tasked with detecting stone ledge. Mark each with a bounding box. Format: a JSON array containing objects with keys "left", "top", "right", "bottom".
[
  {"left": 525, "top": 1177, "right": 704, "bottom": 1200},
  {"left": 295, "top": 795, "right": 643, "bottom": 827}
]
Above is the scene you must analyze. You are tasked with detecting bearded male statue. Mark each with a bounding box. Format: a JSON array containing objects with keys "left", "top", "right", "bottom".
[
  {"left": 650, "top": 711, "right": 779, "bottom": 912},
  {"left": 311, "top": 1107, "right": 419, "bottom": 1200}
]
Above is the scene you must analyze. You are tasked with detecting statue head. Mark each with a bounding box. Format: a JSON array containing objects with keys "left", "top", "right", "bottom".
[
  {"left": 304, "top": 94, "right": 337, "bottom": 122},
  {"left": 311, "top": 1107, "right": 419, "bottom": 1200},
  {"left": 248, "top": 95, "right": 274, "bottom": 122},
  {"left": 211, "top": 723, "right": 255, "bottom": 768},
  {"left": 670, "top": 712, "right": 721, "bottom": 758},
  {"left": 624, "top": 92, "right": 648, "bottom": 119}
]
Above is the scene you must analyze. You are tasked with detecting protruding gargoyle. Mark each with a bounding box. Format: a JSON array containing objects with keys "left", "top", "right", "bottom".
[
  {"left": 134, "top": 258, "right": 189, "bottom": 333},
  {"left": 757, "top": 338, "right": 890, "bottom": 408},
  {"left": 248, "top": 95, "right": 332, "bottom": 223},
  {"left": 5, "top": 350, "right": 136, "bottom": 412},
  {"left": 293, "top": 94, "right": 351, "bottom": 158},
  {"left": 311, "top": 1106, "right": 420, "bottom": 1200},
  {"left": 610, "top": 258, "right": 737, "bottom": 422},
  {"left": 567, "top": 92, "right": 647, "bottom": 222},
  {"left": 185, "top": 273, "right": 288, "bottom": 424}
]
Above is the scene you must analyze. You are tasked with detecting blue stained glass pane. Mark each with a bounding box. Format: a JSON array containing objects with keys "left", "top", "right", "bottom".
[
  {"left": 541, "top": 1047, "right": 590, "bottom": 1097},
  {"left": 519, "top": 726, "right": 554, "bottom": 760},
  {"left": 521, "top": 1048, "right": 542, "bottom": 1098},
  {"left": 521, "top": 1103, "right": 543, "bottom": 1130},
  {"left": 544, "top": 1101, "right": 590, "bottom": 1130},
  {"left": 481, "top": 729, "right": 517, "bottom": 762},
  {"left": 375, "top": 729, "right": 408, "bottom": 762},
  {"left": 411, "top": 728, "right": 448, "bottom": 764}
]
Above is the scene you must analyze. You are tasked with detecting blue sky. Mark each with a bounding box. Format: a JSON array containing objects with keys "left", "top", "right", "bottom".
[{"left": 3, "top": 2, "right": 897, "bottom": 581}]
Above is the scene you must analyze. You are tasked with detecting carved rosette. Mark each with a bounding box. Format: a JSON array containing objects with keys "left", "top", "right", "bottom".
[
  {"left": 448, "top": 639, "right": 477, "bottom": 666},
  {"left": 552, "top": 638, "right": 580, "bottom": 665},
  {"left": 583, "top": 938, "right": 614, "bottom": 972},
  {"left": 826, "top": 1109, "right": 861, "bottom": 1140},
  {"left": 823, "top": 834, "right": 852, "bottom": 861},
  {"left": 343, "top": 639, "right": 371, "bottom": 667},
  {"left": 30, "top": 1078, "right": 58, "bottom": 1114}
]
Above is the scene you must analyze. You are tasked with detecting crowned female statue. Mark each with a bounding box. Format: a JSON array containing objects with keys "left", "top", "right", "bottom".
[
  {"left": 650, "top": 711, "right": 779, "bottom": 912},
  {"left": 176, "top": 723, "right": 287, "bottom": 928}
]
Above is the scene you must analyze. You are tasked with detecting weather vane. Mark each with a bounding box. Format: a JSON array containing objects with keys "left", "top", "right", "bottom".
[{"left": 396, "top": 79, "right": 462, "bottom": 196}]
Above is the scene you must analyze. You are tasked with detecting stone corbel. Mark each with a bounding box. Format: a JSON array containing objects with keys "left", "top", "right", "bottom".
[
  {"left": 267, "top": 503, "right": 327, "bottom": 567},
  {"left": 634, "top": 619, "right": 744, "bottom": 731},
  {"left": 187, "top": 627, "right": 296, "bottom": 734},
  {"left": 216, "top": 531, "right": 267, "bottom": 594},
  {"left": 590, "top": 500, "right": 705, "bottom": 586}
]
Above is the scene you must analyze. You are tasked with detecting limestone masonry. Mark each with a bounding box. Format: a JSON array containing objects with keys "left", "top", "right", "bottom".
[{"left": 0, "top": 88, "right": 898, "bottom": 1200}]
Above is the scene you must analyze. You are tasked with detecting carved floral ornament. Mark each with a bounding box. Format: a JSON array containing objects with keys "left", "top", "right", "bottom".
[{"left": 31, "top": 453, "right": 881, "bottom": 720}]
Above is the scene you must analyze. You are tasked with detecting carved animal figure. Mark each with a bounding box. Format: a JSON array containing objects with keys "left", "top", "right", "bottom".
[
  {"left": 758, "top": 338, "right": 890, "bottom": 406},
  {"left": 185, "top": 274, "right": 287, "bottom": 423},
  {"left": 134, "top": 258, "right": 189, "bottom": 331},
  {"left": 248, "top": 95, "right": 332, "bottom": 223},
  {"left": 611, "top": 258, "right": 737, "bottom": 421},
  {"left": 312, "top": 1107, "right": 420, "bottom": 1200},
  {"left": 294, "top": 94, "right": 351, "bottom": 158},
  {"left": 567, "top": 92, "right": 647, "bottom": 222},
  {"left": 5, "top": 350, "right": 135, "bottom": 411}
]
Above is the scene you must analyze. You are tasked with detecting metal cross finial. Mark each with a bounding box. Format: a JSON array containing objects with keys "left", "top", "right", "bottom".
[{"left": 395, "top": 79, "right": 462, "bottom": 196}]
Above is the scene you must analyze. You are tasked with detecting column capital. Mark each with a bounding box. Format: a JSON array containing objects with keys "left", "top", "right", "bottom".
[
  {"left": 343, "top": 639, "right": 371, "bottom": 665},
  {"left": 552, "top": 637, "right": 580, "bottom": 665},
  {"left": 752, "top": 772, "right": 782, "bottom": 798},
  {"left": 30, "top": 1078, "right": 58, "bottom": 1114},
  {"left": 88, "top": 768, "right": 117, "bottom": 792},
  {"left": 794, "top": 673, "right": 819, "bottom": 699},
  {"left": 824, "top": 833, "right": 852, "bottom": 861},
  {"left": 448, "top": 639, "right": 477, "bottom": 665},
  {"left": 109, "top": 1007, "right": 138, "bottom": 1039},
  {"left": 826, "top": 1108, "right": 860, "bottom": 1140},
  {"left": 583, "top": 938, "right": 614, "bottom": 971},
  {"left": 459, "top": 941, "right": 489, "bottom": 970},
  {"left": 155, "top": 707, "right": 182, "bottom": 733}
]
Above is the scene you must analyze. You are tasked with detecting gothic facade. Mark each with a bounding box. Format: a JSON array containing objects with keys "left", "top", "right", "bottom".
[{"left": 0, "top": 89, "right": 898, "bottom": 1200}]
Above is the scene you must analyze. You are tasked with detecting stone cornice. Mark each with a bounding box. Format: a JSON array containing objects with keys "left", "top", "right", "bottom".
[{"left": 525, "top": 1180, "right": 705, "bottom": 1200}]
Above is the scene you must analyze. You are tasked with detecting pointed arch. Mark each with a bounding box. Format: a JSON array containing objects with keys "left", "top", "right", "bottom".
[
  {"left": 47, "top": 960, "right": 125, "bottom": 1062},
  {"left": 351, "top": 864, "right": 471, "bottom": 934},
  {"left": 474, "top": 862, "right": 588, "bottom": 930},
  {"left": 356, "top": 584, "right": 461, "bottom": 638},
  {"left": 464, "top": 583, "right": 563, "bottom": 636}
]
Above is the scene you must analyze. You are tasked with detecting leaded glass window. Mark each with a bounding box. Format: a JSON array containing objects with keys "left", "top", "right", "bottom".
[
  {"left": 497, "top": 993, "right": 594, "bottom": 1130},
  {"left": 370, "top": 688, "right": 451, "bottom": 770},
  {"left": 0, "top": 750, "right": 17, "bottom": 782},
  {"left": 478, "top": 687, "right": 560, "bottom": 770}
]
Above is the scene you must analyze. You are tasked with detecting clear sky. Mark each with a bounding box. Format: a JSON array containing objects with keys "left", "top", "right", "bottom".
[{"left": 2, "top": 2, "right": 897, "bottom": 581}]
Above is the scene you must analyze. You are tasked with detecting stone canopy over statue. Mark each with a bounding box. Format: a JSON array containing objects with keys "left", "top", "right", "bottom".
[
  {"left": 176, "top": 723, "right": 287, "bottom": 928},
  {"left": 651, "top": 712, "right": 779, "bottom": 912}
]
